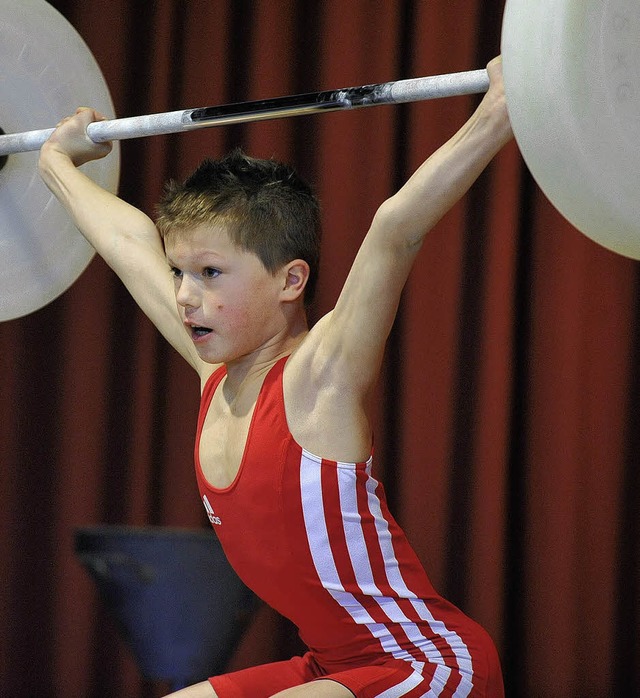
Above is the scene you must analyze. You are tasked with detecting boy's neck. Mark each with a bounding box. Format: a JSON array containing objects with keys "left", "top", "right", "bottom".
[{"left": 223, "top": 312, "right": 308, "bottom": 395}]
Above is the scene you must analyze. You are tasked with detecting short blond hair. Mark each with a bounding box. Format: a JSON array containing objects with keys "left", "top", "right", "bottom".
[{"left": 156, "top": 149, "right": 322, "bottom": 306}]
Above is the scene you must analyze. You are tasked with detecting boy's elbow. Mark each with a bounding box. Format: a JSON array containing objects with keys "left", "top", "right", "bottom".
[{"left": 373, "top": 198, "right": 427, "bottom": 252}]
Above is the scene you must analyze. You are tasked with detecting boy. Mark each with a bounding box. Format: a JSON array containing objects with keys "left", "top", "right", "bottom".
[{"left": 39, "top": 57, "right": 512, "bottom": 698}]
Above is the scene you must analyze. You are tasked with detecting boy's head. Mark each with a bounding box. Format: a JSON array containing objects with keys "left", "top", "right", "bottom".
[{"left": 156, "top": 149, "right": 321, "bottom": 306}]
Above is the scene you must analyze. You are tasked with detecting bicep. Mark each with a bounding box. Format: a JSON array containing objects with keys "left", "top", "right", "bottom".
[
  {"left": 316, "top": 205, "right": 421, "bottom": 389},
  {"left": 106, "top": 232, "right": 204, "bottom": 373},
  {"left": 39, "top": 154, "right": 204, "bottom": 372}
]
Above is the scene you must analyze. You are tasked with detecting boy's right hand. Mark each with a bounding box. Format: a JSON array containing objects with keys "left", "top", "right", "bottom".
[
  {"left": 476, "top": 56, "right": 513, "bottom": 149},
  {"left": 41, "top": 107, "right": 113, "bottom": 167}
]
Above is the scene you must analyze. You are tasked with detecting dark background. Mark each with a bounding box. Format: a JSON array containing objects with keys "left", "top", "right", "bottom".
[{"left": 1, "top": 1, "right": 639, "bottom": 696}]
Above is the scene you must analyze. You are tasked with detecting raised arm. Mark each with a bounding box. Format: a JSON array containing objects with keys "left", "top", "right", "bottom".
[
  {"left": 300, "top": 58, "right": 513, "bottom": 408},
  {"left": 38, "top": 108, "right": 204, "bottom": 372}
]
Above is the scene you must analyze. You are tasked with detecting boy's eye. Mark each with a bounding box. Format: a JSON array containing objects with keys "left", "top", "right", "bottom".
[
  {"left": 170, "top": 266, "right": 183, "bottom": 279},
  {"left": 203, "top": 267, "right": 220, "bottom": 279}
]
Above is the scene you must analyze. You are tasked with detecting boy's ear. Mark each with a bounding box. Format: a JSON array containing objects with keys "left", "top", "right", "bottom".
[{"left": 281, "top": 259, "right": 310, "bottom": 301}]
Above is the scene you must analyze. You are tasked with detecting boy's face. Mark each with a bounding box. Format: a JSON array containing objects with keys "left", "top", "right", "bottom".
[{"left": 164, "top": 223, "right": 287, "bottom": 364}]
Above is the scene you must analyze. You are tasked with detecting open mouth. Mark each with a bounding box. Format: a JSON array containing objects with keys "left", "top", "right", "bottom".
[{"left": 190, "top": 325, "right": 213, "bottom": 339}]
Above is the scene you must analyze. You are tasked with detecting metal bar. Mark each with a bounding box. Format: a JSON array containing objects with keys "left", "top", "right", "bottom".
[{"left": 0, "top": 69, "right": 489, "bottom": 156}]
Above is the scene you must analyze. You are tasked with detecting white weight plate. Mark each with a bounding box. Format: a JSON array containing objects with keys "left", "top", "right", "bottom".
[
  {"left": 0, "top": 0, "right": 120, "bottom": 321},
  {"left": 502, "top": 0, "right": 640, "bottom": 258}
]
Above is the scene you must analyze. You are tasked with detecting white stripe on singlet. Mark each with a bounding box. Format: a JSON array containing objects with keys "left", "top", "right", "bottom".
[
  {"left": 299, "top": 451, "right": 475, "bottom": 697},
  {"left": 374, "top": 669, "right": 426, "bottom": 697},
  {"left": 362, "top": 470, "right": 475, "bottom": 698},
  {"left": 375, "top": 664, "right": 453, "bottom": 698}
]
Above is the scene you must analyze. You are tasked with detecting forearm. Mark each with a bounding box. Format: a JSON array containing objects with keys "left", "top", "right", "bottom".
[
  {"left": 377, "top": 76, "right": 513, "bottom": 250},
  {"left": 39, "top": 142, "right": 202, "bottom": 368},
  {"left": 38, "top": 145, "right": 162, "bottom": 267}
]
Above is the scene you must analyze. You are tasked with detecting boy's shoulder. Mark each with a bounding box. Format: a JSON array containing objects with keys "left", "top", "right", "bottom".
[{"left": 283, "top": 321, "right": 374, "bottom": 462}]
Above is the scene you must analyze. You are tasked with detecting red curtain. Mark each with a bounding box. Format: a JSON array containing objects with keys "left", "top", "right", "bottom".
[{"left": 1, "top": 1, "right": 639, "bottom": 696}]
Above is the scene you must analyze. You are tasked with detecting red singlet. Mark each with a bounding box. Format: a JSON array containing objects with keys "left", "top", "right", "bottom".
[{"left": 195, "top": 357, "right": 504, "bottom": 697}]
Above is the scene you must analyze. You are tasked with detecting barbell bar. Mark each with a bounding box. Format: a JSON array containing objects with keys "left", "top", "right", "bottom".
[{"left": 0, "top": 70, "right": 491, "bottom": 157}]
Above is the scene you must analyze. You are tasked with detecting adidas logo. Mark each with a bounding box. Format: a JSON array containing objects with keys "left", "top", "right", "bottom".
[{"left": 203, "top": 495, "right": 222, "bottom": 525}]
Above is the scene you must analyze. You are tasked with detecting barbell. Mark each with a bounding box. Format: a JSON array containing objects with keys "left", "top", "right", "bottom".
[{"left": 0, "top": 0, "right": 638, "bottom": 322}]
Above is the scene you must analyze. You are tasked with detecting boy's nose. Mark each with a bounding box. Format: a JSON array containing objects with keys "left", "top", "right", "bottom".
[{"left": 175, "top": 275, "right": 200, "bottom": 308}]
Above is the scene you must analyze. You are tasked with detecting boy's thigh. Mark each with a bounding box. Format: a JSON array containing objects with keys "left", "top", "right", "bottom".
[
  {"left": 209, "top": 654, "right": 320, "bottom": 697},
  {"left": 164, "top": 680, "right": 217, "bottom": 697},
  {"left": 272, "top": 679, "right": 355, "bottom": 697},
  {"left": 208, "top": 657, "right": 435, "bottom": 698}
]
